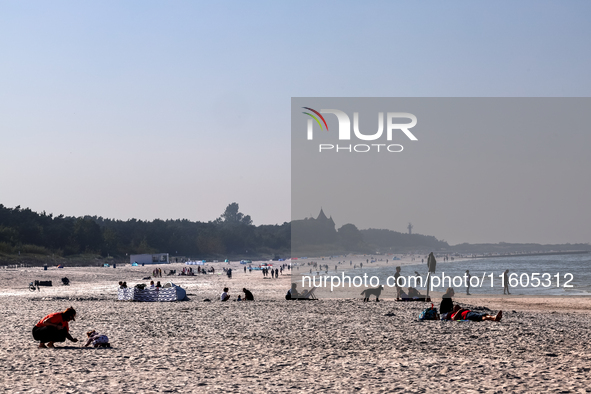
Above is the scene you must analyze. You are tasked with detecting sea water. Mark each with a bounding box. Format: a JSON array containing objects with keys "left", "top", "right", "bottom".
[{"left": 342, "top": 254, "right": 591, "bottom": 297}]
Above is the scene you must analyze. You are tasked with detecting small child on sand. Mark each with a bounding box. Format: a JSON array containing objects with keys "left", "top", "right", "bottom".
[{"left": 84, "top": 330, "right": 111, "bottom": 348}]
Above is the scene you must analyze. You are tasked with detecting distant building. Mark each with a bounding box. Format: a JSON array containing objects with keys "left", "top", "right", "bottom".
[
  {"left": 315, "top": 208, "right": 335, "bottom": 229},
  {"left": 130, "top": 253, "right": 169, "bottom": 265},
  {"left": 292, "top": 208, "right": 337, "bottom": 246}
]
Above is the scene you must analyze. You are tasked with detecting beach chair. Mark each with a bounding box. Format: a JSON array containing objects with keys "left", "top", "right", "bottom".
[{"left": 297, "top": 286, "right": 318, "bottom": 300}]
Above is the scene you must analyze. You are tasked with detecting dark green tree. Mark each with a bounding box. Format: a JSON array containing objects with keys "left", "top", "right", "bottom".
[
  {"left": 338, "top": 223, "right": 364, "bottom": 250},
  {"left": 216, "top": 203, "right": 253, "bottom": 225},
  {"left": 73, "top": 217, "right": 103, "bottom": 253}
]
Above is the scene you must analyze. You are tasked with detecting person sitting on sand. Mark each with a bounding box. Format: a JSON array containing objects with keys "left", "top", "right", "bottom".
[
  {"left": 440, "top": 288, "right": 455, "bottom": 314},
  {"left": 237, "top": 295, "right": 242, "bottom": 301},
  {"left": 156, "top": 281, "right": 161, "bottom": 288},
  {"left": 242, "top": 288, "right": 254, "bottom": 301},
  {"left": 286, "top": 283, "right": 299, "bottom": 300},
  {"left": 32, "top": 307, "right": 78, "bottom": 348},
  {"left": 221, "top": 288, "right": 230, "bottom": 302},
  {"left": 84, "top": 330, "right": 110, "bottom": 348},
  {"left": 149, "top": 280, "right": 155, "bottom": 289},
  {"left": 287, "top": 283, "right": 316, "bottom": 299}
]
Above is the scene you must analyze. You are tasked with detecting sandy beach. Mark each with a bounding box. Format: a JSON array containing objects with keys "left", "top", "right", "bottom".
[{"left": 1, "top": 260, "right": 591, "bottom": 393}]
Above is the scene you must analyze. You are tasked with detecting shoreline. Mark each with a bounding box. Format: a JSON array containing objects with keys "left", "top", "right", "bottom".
[{"left": 2, "top": 260, "right": 590, "bottom": 313}]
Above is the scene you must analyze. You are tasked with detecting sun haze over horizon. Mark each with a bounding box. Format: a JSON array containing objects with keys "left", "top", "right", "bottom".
[{"left": 1, "top": 1, "right": 590, "bottom": 245}]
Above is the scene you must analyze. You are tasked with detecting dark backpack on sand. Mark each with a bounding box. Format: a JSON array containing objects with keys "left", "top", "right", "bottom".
[{"left": 419, "top": 304, "right": 438, "bottom": 321}]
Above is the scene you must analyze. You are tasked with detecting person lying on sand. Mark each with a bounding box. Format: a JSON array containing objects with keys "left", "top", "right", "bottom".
[
  {"left": 32, "top": 307, "right": 78, "bottom": 348},
  {"left": 441, "top": 305, "right": 502, "bottom": 322},
  {"left": 453, "top": 308, "right": 502, "bottom": 322},
  {"left": 84, "top": 330, "right": 110, "bottom": 348},
  {"left": 441, "top": 305, "right": 460, "bottom": 320}
]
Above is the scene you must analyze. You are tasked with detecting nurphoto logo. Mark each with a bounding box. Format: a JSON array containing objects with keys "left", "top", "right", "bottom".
[{"left": 302, "top": 107, "right": 418, "bottom": 153}]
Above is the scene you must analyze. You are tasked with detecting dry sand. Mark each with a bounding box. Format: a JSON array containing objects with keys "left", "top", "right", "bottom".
[{"left": 1, "top": 261, "right": 591, "bottom": 393}]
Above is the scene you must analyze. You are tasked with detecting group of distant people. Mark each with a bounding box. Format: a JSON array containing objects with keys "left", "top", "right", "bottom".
[
  {"left": 119, "top": 280, "right": 162, "bottom": 289},
  {"left": 387, "top": 267, "right": 425, "bottom": 300},
  {"left": 151, "top": 266, "right": 214, "bottom": 276},
  {"left": 391, "top": 263, "right": 513, "bottom": 297},
  {"left": 220, "top": 287, "right": 254, "bottom": 301},
  {"left": 262, "top": 267, "right": 280, "bottom": 278},
  {"left": 152, "top": 268, "right": 163, "bottom": 277},
  {"left": 181, "top": 267, "right": 195, "bottom": 276},
  {"left": 149, "top": 280, "right": 162, "bottom": 289}
]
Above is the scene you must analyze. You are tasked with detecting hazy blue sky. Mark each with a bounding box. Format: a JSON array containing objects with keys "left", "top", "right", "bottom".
[{"left": 1, "top": 1, "right": 590, "bottom": 244}]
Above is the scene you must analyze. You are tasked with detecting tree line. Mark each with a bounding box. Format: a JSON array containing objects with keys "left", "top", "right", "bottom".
[
  {"left": 0, "top": 202, "right": 453, "bottom": 259},
  {"left": 0, "top": 203, "right": 290, "bottom": 259}
]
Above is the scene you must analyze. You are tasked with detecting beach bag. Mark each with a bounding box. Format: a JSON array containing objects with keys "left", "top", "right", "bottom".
[
  {"left": 92, "top": 335, "right": 109, "bottom": 346},
  {"left": 419, "top": 304, "right": 438, "bottom": 321}
]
